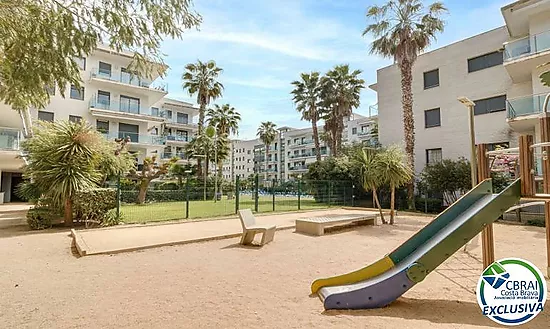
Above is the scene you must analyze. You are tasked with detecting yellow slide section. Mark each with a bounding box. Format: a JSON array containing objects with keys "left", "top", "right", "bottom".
[{"left": 311, "top": 256, "right": 395, "bottom": 294}]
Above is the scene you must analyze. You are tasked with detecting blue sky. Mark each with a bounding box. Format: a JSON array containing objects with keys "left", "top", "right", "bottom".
[{"left": 160, "top": 0, "right": 510, "bottom": 139}]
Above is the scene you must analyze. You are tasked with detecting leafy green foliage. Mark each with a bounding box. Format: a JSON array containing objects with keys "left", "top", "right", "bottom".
[
  {"left": 419, "top": 158, "right": 471, "bottom": 205},
  {"left": 26, "top": 207, "right": 54, "bottom": 230},
  {"left": 73, "top": 188, "right": 117, "bottom": 225},
  {"left": 1, "top": 0, "right": 201, "bottom": 120},
  {"left": 540, "top": 62, "right": 550, "bottom": 87},
  {"left": 15, "top": 181, "right": 41, "bottom": 203},
  {"left": 127, "top": 155, "right": 177, "bottom": 204}
]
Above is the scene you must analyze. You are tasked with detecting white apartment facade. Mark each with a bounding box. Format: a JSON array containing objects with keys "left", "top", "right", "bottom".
[
  {"left": 372, "top": 0, "right": 550, "bottom": 173},
  {"left": 0, "top": 45, "right": 198, "bottom": 202},
  {"left": 222, "top": 138, "right": 258, "bottom": 181}
]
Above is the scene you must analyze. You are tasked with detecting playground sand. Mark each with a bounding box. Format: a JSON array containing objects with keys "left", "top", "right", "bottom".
[{"left": 0, "top": 214, "right": 548, "bottom": 328}]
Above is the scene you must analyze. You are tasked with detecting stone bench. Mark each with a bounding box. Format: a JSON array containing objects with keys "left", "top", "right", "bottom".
[{"left": 295, "top": 215, "right": 377, "bottom": 236}]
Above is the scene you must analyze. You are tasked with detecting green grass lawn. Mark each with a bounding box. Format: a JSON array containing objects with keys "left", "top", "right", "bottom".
[{"left": 120, "top": 196, "right": 332, "bottom": 224}]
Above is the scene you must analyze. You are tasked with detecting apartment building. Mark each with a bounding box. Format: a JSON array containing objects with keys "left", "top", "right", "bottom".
[
  {"left": 0, "top": 45, "right": 198, "bottom": 203},
  {"left": 372, "top": 0, "right": 550, "bottom": 173},
  {"left": 222, "top": 139, "right": 258, "bottom": 181},
  {"left": 344, "top": 110, "right": 379, "bottom": 146},
  {"left": 283, "top": 127, "right": 330, "bottom": 181}
]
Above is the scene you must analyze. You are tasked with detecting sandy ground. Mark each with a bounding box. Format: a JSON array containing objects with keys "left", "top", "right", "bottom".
[{"left": 0, "top": 214, "right": 549, "bottom": 329}]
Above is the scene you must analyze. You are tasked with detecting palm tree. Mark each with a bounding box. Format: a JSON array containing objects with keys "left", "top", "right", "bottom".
[
  {"left": 257, "top": 121, "right": 277, "bottom": 181},
  {"left": 363, "top": 0, "right": 447, "bottom": 209},
  {"left": 182, "top": 60, "right": 224, "bottom": 176},
  {"left": 355, "top": 147, "right": 386, "bottom": 224},
  {"left": 206, "top": 104, "right": 241, "bottom": 176},
  {"left": 375, "top": 145, "right": 413, "bottom": 224},
  {"left": 320, "top": 65, "right": 364, "bottom": 156},
  {"left": 291, "top": 72, "right": 322, "bottom": 162}
]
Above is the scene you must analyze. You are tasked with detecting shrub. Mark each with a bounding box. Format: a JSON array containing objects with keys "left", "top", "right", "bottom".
[
  {"left": 414, "top": 197, "right": 444, "bottom": 213},
  {"left": 155, "top": 182, "right": 180, "bottom": 190},
  {"left": 102, "top": 209, "right": 122, "bottom": 227},
  {"left": 119, "top": 178, "right": 138, "bottom": 190},
  {"left": 26, "top": 207, "right": 53, "bottom": 230},
  {"left": 527, "top": 218, "right": 545, "bottom": 227},
  {"left": 73, "top": 188, "right": 117, "bottom": 225}
]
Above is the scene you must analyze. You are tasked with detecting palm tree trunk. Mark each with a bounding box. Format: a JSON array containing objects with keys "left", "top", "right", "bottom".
[
  {"left": 19, "top": 108, "right": 34, "bottom": 138},
  {"left": 400, "top": 59, "right": 416, "bottom": 211},
  {"left": 265, "top": 144, "right": 269, "bottom": 181},
  {"left": 389, "top": 183, "right": 396, "bottom": 225},
  {"left": 312, "top": 117, "right": 321, "bottom": 162},
  {"left": 372, "top": 187, "right": 386, "bottom": 224},
  {"left": 64, "top": 197, "right": 73, "bottom": 227},
  {"left": 196, "top": 102, "right": 206, "bottom": 178}
]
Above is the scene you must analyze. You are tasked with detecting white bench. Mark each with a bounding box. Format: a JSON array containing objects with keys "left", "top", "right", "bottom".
[
  {"left": 238, "top": 209, "right": 276, "bottom": 245},
  {"left": 295, "top": 215, "right": 376, "bottom": 236}
]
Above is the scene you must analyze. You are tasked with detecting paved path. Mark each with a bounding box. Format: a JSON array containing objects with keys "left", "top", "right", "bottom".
[{"left": 72, "top": 208, "right": 378, "bottom": 256}]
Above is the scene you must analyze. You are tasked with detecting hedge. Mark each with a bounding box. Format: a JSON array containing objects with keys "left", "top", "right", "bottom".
[
  {"left": 74, "top": 188, "right": 117, "bottom": 225},
  {"left": 121, "top": 188, "right": 217, "bottom": 203}
]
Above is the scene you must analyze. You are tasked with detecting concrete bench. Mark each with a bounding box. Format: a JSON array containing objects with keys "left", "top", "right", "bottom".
[{"left": 295, "top": 215, "right": 376, "bottom": 236}]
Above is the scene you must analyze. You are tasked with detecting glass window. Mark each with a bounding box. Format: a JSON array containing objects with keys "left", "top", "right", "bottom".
[
  {"left": 38, "top": 111, "right": 54, "bottom": 122},
  {"left": 97, "top": 90, "right": 110, "bottom": 107},
  {"left": 118, "top": 123, "right": 139, "bottom": 142},
  {"left": 474, "top": 95, "right": 506, "bottom": 115},
  {"left": 151, "top": 107, "right": 160, "bottom": 117},
  {"left": 120, "top": 67, "right": 141, "bottom": 86},
  {"left": 74, "top": 57, "right": 86, "bottom": 70},
  {"left": 352, "top": 127, "right": 357, "bottom": 135},
  {"left": 468, "top": 51, "right": 503, "bottom": 73},
  {"left": 70, "top": 85, "right": 84, "bottom": 100},
  {"left": 423, "top": 69, "right": 439, "bottom": 89},
  {"left": 120, "top": 95, "right": 140, "bottom": 114},
  {"left": 69, "top": 115, "right": 82, "bottom": 123},
  {"left": 487, "top": 142, "right": 509, "bottom": 152},
  {"left": 426, "top": 148, "right": 443, "bottom": 165},
  {"left": 96, "top": 120, "right": 109, "bottom": 134},
  {"left": 98, "top": 62, "right": 112, "bottom": 77},
  {"left": 424, "top": 108, "right": 441, "bottom": 128},
  {"left": 165, "top": 110, "right": 173, "bottom": 119},
  {"left": 177, "top": 112, "right": 189, "bottom": 124}
]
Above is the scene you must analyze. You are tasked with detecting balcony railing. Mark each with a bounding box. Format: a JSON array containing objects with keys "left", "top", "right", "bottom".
[
  {"left": 0, "top": 128, "right": 21, "bottom": 150},
  {"left": 101, "top": 132, "right": 165, "bottom": 145},
  {"left": 166, "top": 135, "right": 189, "bottom": 142},
  {"left": 161, "top": 152, "right": 187, "bottom": 160},
  {"left": 90, "top": 98, "right": 160, "bottom": 117},
  {"left": 506, "top": 93, "right": 550, "bottom": 119},
  {"left": 504, "top": 30, "right": 550, "bottom": 62},
  {"left": 288, "top": 165, "right": 308, "bottom": 171},
  {"left": 164, "top": 117, "right": 197, "bottom": 126},
  {"left": 291, "top": 139, "right": 314, "bottom": 146},
  {"left": 90, "top": 68, "right": 168, "bottom": 92}
]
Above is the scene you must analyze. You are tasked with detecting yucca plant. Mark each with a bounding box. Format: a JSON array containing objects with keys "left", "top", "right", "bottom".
[{"left": 355, "top": 147, "right": 386, "bottom": 223}]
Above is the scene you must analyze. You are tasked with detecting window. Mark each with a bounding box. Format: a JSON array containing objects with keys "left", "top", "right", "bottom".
[
  {"left": 487, "top": 142, "right": 509, "bottom": 152},
  {"left": 74, "top": 57, "right": 86, "bottom": 70},
  {"left": 247, "top": 150, "right": 251, "bottom": 154},
  {"left": 45, "top": 85, "right": 55, "bottom": 96},
  {"left": 98, "top": 61, "right": 112, "bottom": 77},
  {"left": 96, "top": 120, "right": 109, "bottom": 134},
  {"left": 424, "top": 108, "right": 441, "bottom": 128},
  {"left": 177, "top": 112, "right": 189, "bottom": 124},
  {"left": 97, "top": 90, "right": 110, "bottom": 107},
  {"left": 69, "top": 115, "right": 82, "bottom": 123},
  {"left": 70, "top": 85, "right": 84, "bottom": 100},
  {"left": 352, "top": 127, "right": 357, "bottom": 135},
  {"left": 468, "top": 51, "right": 503, "bottom": 73},
  {"left": 151, "top": 128, "right": 159, "bottom": 135},
  {"left": 38, "top": 111, "right": 54, "bottom": 122},
  {"left": 423, "top": 69, "right": 439, "bottom": 89},
  {"left": 120, "top": 95, "right": 140, "bottom": 114},
  {"left": 165, "top": 110, "right": 172, "bottom": 119},
  {"left": 474, "top": 95, "right": 506, "bottom": 115},
  {"left": 151, "top": 107, "right": 160, "bottom": 117},
  {"left": 426, "top": 148, "right": 443, "bottom": 165},
  {"left": 119, "top": 123, "right": 139, "bottom": 142}
]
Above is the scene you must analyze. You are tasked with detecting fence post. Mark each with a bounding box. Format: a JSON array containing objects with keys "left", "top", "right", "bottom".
[
  {"left": 272, "top": 179, "right": 276, "bottom": 211},
  {"left": 235, "top": 176, "right": 240, "bottom": 214},
  {"left": 186, "top": 174, "right": 190, "bottom": 219},
  {"left": 254, "top": 174, "right": 259, "bottom": 212},
  {"left": 298, "top": 178, "right": 301, "bottom": 210},
  {"left": 351, "top": 182, "right": 355, "bottom": 207},
  {"left": 328, "top": 181, "right": 333, "bottom": 206},
  {"left": 116, "top": 174, "right": 121, "bottom": 221}
]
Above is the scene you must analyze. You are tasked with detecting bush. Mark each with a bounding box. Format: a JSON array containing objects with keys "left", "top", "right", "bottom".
[
  {"left": 155, "top": 182, "right": 180, "bottom": 190},
  {"left": 527, "top": 218, "right": 545, "bottom": 227},
  {"left": 120, "top": 188, "right": 215, "bottom": 203},
  {"left": 73, "top": 188, "right": 117, "bottom": 224},
  {"left": 119, "top": 178, "right": 137, "bottom": 190},
  {"left": 415, "top": 197, "right": 444, "bottom": 213},
  {"left": 102, "top": 209, "right": 122, "bottom": 227},
  {"left": 26, "top": 207, "right": 53, "bottom": 230}
]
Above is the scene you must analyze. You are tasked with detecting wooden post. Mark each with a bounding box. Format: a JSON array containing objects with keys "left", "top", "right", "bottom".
[
  {"left": 477, "top": 144, "right": 494, "bottom": 268},
  {"left": 519, "top": 135, "right": 535, "bottom": 197},
  {"left": 545, "top": 201, "right": 550, "bottom": 278},
  {"left": 541, "top": 117, "right": 550, "bottom": 194}
]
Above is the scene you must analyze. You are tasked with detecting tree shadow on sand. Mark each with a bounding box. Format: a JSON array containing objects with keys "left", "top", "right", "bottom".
[{"left": 322, "top": 297, "right": 549, "bottom": 328}]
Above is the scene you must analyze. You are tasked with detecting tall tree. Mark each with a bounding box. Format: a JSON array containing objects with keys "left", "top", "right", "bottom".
[
  {"left": 128, "top": 155, "right": 177, "bottom": 204},
  {"left": 363, "top": 0, "right": 447, "bottom": 209},
  {"left": 320, "top": 65, "right": 364, "bottom": 156},
  {"left": 0, "top": 0, "right": 201, "bottom": 137},
  {"left": 182, "top": 60, "right": 224, "bottom": 176},
  {"left": 206, "top": 104, "right": 241, "bottom": 175},
  {"left": 291, "top": 72, "right": 323, "bottom": 162},
  {"left": 375, "top": 145, "right": 413, "bottom": 224},
  {"left": 257, "top": 122, "right": 277, "bottom": 181}
]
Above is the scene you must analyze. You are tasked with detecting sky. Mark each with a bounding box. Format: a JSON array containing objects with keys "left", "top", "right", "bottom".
[{"left": 159, "top": 0, "right": 511, "bottom": 140}]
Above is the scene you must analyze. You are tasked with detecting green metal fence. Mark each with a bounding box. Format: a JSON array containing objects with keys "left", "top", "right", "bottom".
[{"left": 115, "top": 175, "right": 353, "bottom": 224}]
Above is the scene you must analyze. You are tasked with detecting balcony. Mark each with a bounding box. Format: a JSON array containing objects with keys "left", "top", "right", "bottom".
[
  {"left": 164, "top": 116, "right": 198, "bottom": 129},
  {"left": 0, "top": 128, "right": 21, "bottom": 150},
  {"left": 289, "top": 139, "right": 314, "bottom": 148},
  {"left": 506, "top": 93, "right": 550, "bottom": 132},
  {"left": 89, "top": 98, "right": 164, "bottom": 123},
  {"left": 89, "top": 68, "right": 168, "bottom": 103},
  {"left": 101, "top": 132, "right": 165, "bottom": 146},
  {"left": 503, "top": 30, "right": 550, "bottom": 82},
  {"left": 165, "top": 134, "right": 189, "bottom": 144},
  {"left": 161, "top": 152, "right": 187, "bottom": 160},
  {"left": 288, "top": 165, "right": 308, "bottom": 171}
]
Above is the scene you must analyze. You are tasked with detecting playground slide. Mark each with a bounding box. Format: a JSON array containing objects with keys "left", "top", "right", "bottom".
[{"left": 312, "top": 178, "right": 521, "bottom": 310}]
